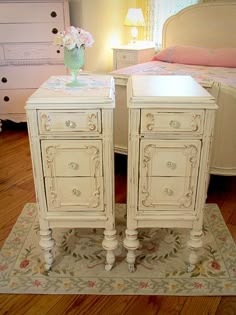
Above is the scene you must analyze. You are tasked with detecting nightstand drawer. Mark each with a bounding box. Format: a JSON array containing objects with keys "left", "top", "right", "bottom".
[
  {"left": 116, "top": 51, "right": 136, "bottom": 62},
  {"left": 140, "top": 140, "right": 201, "bottom": 177},
  {"left": 139, "top": 176, "right": 197, "bottom": 211},
  {"left": 45, "top": 177, "right": 104, "bottom": 211},
  {"left": 141, "top": 110, "right": 204, "bottom": 135},
  {"left": 41, "top": 140, "right": 102, "bottom": 177},
  {"left": 38, "top": 110, "right": 101, "bottom": 134}
]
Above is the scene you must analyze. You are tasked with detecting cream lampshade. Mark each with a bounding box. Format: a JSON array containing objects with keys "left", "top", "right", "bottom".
[{"left": 124, "top": 8, "right": 145, "bottom": 43}]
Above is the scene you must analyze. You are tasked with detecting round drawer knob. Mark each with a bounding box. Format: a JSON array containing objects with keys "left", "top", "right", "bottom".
[
  {"left": 72, "top": 188, "right": 81, "bottom": 197},
  {"left": 65, "top": 120, "right": 76, "bottom": 128},
  {"left": 166, "top": 161, "right": 176, "bottom": 170},
  {"left": 51, "top": 11, "right": 57, "bottom": 18},
  {"left": 1, "top": 77, "right": 7, "bottom": 83},
  {"left": 68, "top": 162, "right": 79, "bottom": 170},
  {"left": 164, "top": 188, "right": 173, "bottom": 196},
  {"left": 4, "top": 96, "right": 9, "bottom": 102},
  {"left": 52, "top": 28, "right": 58, "bottom": 34},
  {"left": 170, "top": 120, "right": 180, "bottom": 129}
]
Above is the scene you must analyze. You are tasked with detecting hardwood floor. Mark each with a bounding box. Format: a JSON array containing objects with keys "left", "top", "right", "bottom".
[{"left": 0, "top": 121, "right": 236, "bottom": 315}]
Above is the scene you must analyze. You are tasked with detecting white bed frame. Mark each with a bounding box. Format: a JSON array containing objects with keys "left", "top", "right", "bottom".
[{"left": 113, "top": 2, "right": 236, "bottom": 175}]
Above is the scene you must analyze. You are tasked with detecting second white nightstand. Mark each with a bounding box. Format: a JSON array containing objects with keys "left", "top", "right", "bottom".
[
  {"left": 124, "top": 75, "right": 218, "bottom": 273},
  {"left": 112, "top": 42, "right": 155, "bottom": 70}
]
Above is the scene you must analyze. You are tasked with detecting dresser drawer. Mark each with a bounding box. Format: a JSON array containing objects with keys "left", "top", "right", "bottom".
[
  {"left": 0, "top": 65, "right": 66, "bottom": 89},
  {"left": 0, "top": 22, "right": 64, "bottom": 43},
  {"left": 0, "top": 89, "right": 35, "bottom": 114},
  {"left": 45, "top": 177, "right": 104, "bottom": 211},
  {"left": 38, "top": 110, "right": 101, "bottom": 134},
  {"left": 141, "top": 110, "right": 204, "bottom": 135},
  {"left": 41, "top": 140, "right": 102, "bottom": 177},
  {"left": 139, "top": 176, "right": 197, "bottom": 211},
  {"left": 3, "top": 43, "right": 62, "bottom": 61},
  {"left": 140, "top": 139, "right": 201, "bottom": 177},
  {"left": 0, "top": 3, "right": 64, "bottom": 23}
]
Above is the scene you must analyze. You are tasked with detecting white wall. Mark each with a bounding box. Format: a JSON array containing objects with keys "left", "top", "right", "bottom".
[{"left": 69, "top": 0, "right": 136, "bottom": 73}]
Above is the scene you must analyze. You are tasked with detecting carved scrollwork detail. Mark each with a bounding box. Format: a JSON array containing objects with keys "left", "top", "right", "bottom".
[
  {"left": 191, "top": 114, "right": 201, "bottom": 131},
  {"left": 41, "top": 113, "right": 52, "bottom": 131},
  {"left": 87, "top": 113, "right": 97, "bottom": 131},
  {"left": 183, "top": 145, "right": 198, "bottom": 168},
  {"left": 143, "top": 144, "right": 155, "bottom": 171},
  {"left": 89, "top": 185, "right": 101, "bottom": 208},
  {"left": 45, "top": 145, "right": 59, "bottom": 176},
  {"left": 145, "top": 113, "right": 155, "bottom": 131},
  {"left": 179, "top": 188, "right": 193, "bottom": 208}
]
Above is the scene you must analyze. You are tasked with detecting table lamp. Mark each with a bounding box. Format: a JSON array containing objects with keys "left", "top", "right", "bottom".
[{"left": 124, "top": 8, "right": 145, "bottom": 44}]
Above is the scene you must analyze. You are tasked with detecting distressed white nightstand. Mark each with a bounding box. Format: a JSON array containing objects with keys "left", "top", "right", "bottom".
[
  {"left": 26, "top": 75, "right": 118, "bottom": 271},
  {"left": 112, "top": 42, "right": 155, "bottom": 70},
  {"left": 124, "top": 75, "right": 218, "bottom": 272}
]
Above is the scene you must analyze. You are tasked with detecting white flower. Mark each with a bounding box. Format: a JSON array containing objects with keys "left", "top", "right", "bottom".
[{"left": 53, "top": 26, "right": 94, "bottom": 50}]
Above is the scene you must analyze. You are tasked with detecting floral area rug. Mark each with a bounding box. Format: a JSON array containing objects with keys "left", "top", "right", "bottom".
[{"left": 0, "top": 203, "right": 236, "bottom": 295}]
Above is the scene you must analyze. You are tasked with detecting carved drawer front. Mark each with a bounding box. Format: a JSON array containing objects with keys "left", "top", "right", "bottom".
[
  {"left": 45, "top": 177, "right": 104, "bottom": 212},
  {"left": 41, "top": 140, "right": 102, "bottom": 177},
  {"left": 139, "top": 139, "right": 201, "bottom": 211},
  {"left": 38, "top": 110, "right": 101, "bottom": 134},
  {"left": 141, "top": 110, "right": 204, "bottom": 135},
  {"left": 139, "top": 176, "right": 197, "bottom": 211},
  {"left": 140, "top": 139, "right": 201, "bottom": 178}
]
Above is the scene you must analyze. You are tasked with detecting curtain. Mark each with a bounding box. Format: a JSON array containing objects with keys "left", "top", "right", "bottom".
[{"left": 148, "top": 0, "right": 199, "bottom": 48}]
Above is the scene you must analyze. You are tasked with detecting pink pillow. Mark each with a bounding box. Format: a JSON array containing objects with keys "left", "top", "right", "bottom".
[{"left": 152, "top": 46, "right": 236, "bottom": 68}]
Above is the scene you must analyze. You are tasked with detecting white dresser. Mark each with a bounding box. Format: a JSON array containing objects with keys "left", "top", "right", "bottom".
[
  {"left": 0, "top": 0, "right": 70, "bottom": 131},
  {"left": 26, "top": 75, "right": 118, "bottom": 271},
  {"left": 124, "top": 75, "right": 218, "bottom": 272}
]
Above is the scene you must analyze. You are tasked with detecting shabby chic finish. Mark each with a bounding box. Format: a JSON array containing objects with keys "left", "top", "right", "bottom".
[
  {"left": 124, "top": 75, "right": 217, "bottom": 272},
  {"left": 0, "top": 0, "right": 70, "bottom": 131},
  {"left": 26, "top": 75, "right": 117, "bottom": 271}
]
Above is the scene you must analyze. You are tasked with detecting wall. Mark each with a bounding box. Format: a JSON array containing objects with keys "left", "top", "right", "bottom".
[{"left": 69, "top": 0, "right": 136, "bottom": 73}]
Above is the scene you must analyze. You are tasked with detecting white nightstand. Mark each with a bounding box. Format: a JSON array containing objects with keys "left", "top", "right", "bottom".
[
  {"left": 26, "top": 75, "right": 118, "bottom": 271},
  {"left": 112, "top": 42, "right": 155, "bottom": 70},
  {"left": 124, "top": 75, "right": 218, "bottom": 272}
]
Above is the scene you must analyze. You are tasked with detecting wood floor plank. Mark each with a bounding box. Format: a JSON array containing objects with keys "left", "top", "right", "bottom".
[
  {"left": 215, "top": 296, "right": 236, "bottom": 315},
  {"left": 179, "top": 296, "right": 221, "bottom": 314}
]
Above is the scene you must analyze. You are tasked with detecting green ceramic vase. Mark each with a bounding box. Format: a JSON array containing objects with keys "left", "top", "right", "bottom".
[{"left": 64, "top": 47, "right": 85, "bottom": 87}]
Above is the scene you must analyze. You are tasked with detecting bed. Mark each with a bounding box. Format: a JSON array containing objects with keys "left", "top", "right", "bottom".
[{"left": 111, "top": 2, "right": 236, "bottom": 176}]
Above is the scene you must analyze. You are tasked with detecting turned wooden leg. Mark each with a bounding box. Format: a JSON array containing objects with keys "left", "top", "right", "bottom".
[
  {"left": 102, "top": 229, "right": 118, "bottom": 271},
  {"left": 123, "top": 229, "right": 140, "bottom": 272},
  {"left": 39, "top": 227, "right": 55, "bottom": 270},
  {"left": 187, "top": 226, "right": 203, "bottom": 272}
]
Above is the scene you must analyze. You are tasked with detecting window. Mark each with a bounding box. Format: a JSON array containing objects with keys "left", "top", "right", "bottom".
[{"left": 148, "top": 0, "right": 199, "bottom": 48}]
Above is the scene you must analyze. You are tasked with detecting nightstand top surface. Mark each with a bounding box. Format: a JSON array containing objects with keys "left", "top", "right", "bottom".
[
  {"left": 112, "top": 41, "right": 155, "bottom": 51},
  {"left": 128, "top": 75, "right": 217, "bottom": 108},
  {"left": 26, "top": 75, "right": 115, "bottom": 109}
]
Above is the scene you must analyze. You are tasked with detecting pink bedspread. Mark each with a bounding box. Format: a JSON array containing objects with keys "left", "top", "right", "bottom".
[{"left": 112, "top": 61, "right": 236, "bottom": 89}]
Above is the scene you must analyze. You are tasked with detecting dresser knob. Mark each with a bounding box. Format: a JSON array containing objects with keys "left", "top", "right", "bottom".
[
  {"left": 170, "top": 120, "right": 180, "bottom": 129},
  {"left": 1, "top": 77, "right": 7, "bottom": 83},
  {"left": 51, "top": 11, "right": 57, "bottom": 18},
  {"left": 65, "top": 120, "right": 76, "bottom": 128},
  {"left": 68, "top": 162, "right": 79, "bottom": 170},
  {"left": 72, "top": 188, "right": 81, "bottom": 197},
  {"left": 3, "top": 96, "right": 9, "bottom": 102},
  {"left": 166, "top": 161, "right": 176, "bottom": 170},
  {"left": 52, "top": 28, "right": 58, "bottom": 34},
  {"left": 164, "top": 188, "right": 173, "bottom": 196}
]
